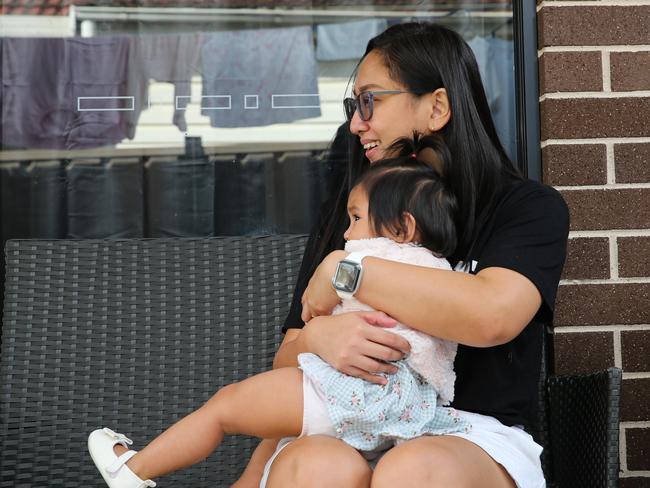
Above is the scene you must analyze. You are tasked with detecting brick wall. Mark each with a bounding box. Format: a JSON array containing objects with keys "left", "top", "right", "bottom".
[{"left": 537, "top": 1, "right": 650, "bottom": 485}]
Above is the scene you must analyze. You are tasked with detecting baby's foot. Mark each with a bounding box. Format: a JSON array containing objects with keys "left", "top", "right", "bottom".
[
  {"left": 88, "top": 428, "right": 156, "bottom": 487},
  {"left": 114, "top": 443, "right": 129, "bottom": 457}
]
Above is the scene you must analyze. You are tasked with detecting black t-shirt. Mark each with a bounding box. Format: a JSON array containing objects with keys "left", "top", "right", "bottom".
[
  {"left": 449, "top": 179, "right": 569, "bottom": 428},
  {"left": 283, "top": 178, "right": 569, "bottom": 430}
]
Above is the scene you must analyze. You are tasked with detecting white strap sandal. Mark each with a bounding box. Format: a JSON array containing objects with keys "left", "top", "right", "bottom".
[{"left": 88, "top": 428, "right": 157, "bottom": 488}]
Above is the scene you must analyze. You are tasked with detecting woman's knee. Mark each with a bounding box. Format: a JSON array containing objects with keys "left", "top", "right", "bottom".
[
  {"left": 266, "top": 436, "right": 371, "bottom": 488},
  {"left": 371, "top": 438, "right": 467, "bottom": 488},
  {"left": 372, "top": 437, "right": 515, "bottom": 488}
]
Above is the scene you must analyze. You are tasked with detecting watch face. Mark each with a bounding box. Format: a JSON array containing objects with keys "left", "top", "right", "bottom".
[{"left": 334, "top": 261, "right": 359, "bottom": 293}]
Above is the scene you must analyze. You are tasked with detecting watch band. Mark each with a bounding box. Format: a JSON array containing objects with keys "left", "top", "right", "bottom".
[
  {"left": 345, "top": 251, "right": 372, "bottom": 266},
  {"left": 332, "top": 251, "right": 372, "bottom": 300}
]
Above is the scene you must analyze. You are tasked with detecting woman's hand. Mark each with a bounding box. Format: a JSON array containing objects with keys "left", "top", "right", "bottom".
[
  {"left": 300, "top": 250, "right": 348, "bottom": 322},
  {"left": 303, "top": 311, "right": 410, "bottom": 385}
]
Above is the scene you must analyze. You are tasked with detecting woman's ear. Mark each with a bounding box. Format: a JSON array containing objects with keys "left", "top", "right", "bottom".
[
  {"left": 428, "top": 88, "right": 451, "bottom": 132},
  {"left": 396, "top": 212, "right": 419, "bottom": 243}
]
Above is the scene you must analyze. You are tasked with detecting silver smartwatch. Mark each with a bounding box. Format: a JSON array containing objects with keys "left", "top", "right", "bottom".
[{"left": 332, "top": 252, "right": 371, "bottom": 300}]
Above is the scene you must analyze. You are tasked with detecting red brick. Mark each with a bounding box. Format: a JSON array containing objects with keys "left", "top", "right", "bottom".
[
  {"left": 562, "top": 237, "right": 609, "bottom": 280},
  {"left": 561, "top": 189, "right": 650, "bottom": 231},
  {"left": 540, "top": 97, "right": 650, "bottom": 140},
  {"left": 621, "top": 331, "right": 650, "bottom": 374},
  {"left": 553, "top": 331, "right": 614, "bottom": 375},
  {"left": 619, "top": 237, "right": 650, "bottom": 278},
  {"left": 615, "top": 143, "right": 650, "bottom": 184},
  {"left": 621, "top": 378, "right": 650, "bottom": 422},
  {"left": 555, "top": 283, "right": 650, "bottom": 326},
  {"left": 538, "top": 6, "right": 650, "bottom": 47},
  {"left": 539, "top": 52, "right": 602, "bottom": 94},
  {"left": 611, "top": 52, "right": 650, "bottom": 92},
  {"left": 619, "top": 478, "right": 650, "bottom": 488},
  {"left": 627, "top": 427, "right": 650, "bottom": 471},
  {"left": 542, "top": 144, "right": 606, "bottom": 186}
]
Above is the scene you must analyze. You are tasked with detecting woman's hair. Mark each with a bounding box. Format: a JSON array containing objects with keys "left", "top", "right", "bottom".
[
  {"left": 312, "top": 22, "right": 522, "bottom": 269},
  {"left": 356, "top": 134, "right": 457, "bottom": 258}
]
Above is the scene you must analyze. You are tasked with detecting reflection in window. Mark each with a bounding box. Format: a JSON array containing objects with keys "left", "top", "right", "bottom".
[{"left": 0, "top": 1, "right": 515, "bottom": 241}]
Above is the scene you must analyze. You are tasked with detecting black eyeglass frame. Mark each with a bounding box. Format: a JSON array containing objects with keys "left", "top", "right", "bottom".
[{"left": 343, "top": 90, "right": 408, "bottom": 122}]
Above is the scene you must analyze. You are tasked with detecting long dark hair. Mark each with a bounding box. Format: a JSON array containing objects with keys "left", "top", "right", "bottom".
[{"left": 312, "top": 22, "right": 522, "bottom": 271}]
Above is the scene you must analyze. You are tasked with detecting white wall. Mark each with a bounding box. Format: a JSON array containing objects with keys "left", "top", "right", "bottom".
[
  {"left": 117, "top": 76, "right": 348, "bottom": 151},
  {"left": 0, "top": 15, "right": 74, "bottom": 37}
]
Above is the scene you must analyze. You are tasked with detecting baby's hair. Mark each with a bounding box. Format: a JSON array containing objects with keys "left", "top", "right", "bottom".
[{"left": 355, "top": 134, "right": 458, "bottom": 257}]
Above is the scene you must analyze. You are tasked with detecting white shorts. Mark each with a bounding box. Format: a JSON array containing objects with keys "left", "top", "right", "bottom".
[{"left": 259, "top": 374, "right": 545, "bottom": 488}]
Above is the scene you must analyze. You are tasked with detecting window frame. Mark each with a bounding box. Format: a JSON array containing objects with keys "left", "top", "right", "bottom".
[{"left": 513, "top": 1, "right": 541, "bottom": 181}]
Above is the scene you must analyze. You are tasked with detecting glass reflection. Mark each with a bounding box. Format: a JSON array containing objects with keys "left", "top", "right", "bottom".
[{"left": 0, "top": 1, "right": 515, "bottom": 240}]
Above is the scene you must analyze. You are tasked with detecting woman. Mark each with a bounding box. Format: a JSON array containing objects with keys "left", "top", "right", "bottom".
[{"left": 235, "top": 22, "right": 568, "bottom": 488}]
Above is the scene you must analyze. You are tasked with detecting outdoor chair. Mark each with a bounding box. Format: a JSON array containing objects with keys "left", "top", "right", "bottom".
[{"left": 0, "top": 237, "right": 621, "bottom": 487}]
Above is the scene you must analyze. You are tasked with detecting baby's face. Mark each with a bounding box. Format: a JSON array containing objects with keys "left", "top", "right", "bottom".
[{"left": 343, "top": 186, "right": 375, "bottom": 241}]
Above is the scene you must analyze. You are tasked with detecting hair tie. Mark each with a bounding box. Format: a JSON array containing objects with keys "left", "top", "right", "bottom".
[{"left": 410, "top": 152, "right": 417, "bottom": 159}]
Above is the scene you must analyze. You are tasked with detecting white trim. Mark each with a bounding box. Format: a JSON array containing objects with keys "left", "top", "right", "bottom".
[
  {"left": 554, "top": 325, "right": 650, "bottom": 333},
  {"left": 602, "top": 50, "right": 612, "bottom": 92},
  {"left": 620, "top": 472, "right": 650, "bottom": 478},
  {"left": 77, "top": 96, "right": 134, "bottom": 112},
  {"left": 569, "top": 229, "right": 650, "bottom": 238},
  {"left": 623, "top": 372, "right": 650, "bottom": 380},
  {"left": 191, "top": 95, "right": 232, "bottom": 111},
  {"left": 569, "top": 229, "right": 650, "bottom": 237},
  {"left": 244, "top": 95, "right": 259, "bottom": 110},
  {"left": 554, "top": 183, "right": 650, "bottom": 190},
  {"left": 271, "top": 94, "right": 320, "bottom": 110},
  {"left": 613, "top": 329, "right": 622, "bottom": 368},
  {"left": 73, "top": 5, "right": 514, "bottom": 21},
  {"left": 622, "top": 421, "right": 650, "bottom": 428},
  {"left": 606, "top": 142, "right": 616, "bottom": 184},
  {"left": 620, "top": 427, "right": 628, "bottom": 472},
  {"left": 560, "top": 277, "right": 650, "bottom": 285},
  {"left": 609, "top": 235, "right": 619, "bottom": 279},
  {"left": 542, "top": 137, "right": 650, "bottom": 146},
  {"left": 540, "top": 46, "right": 650, "bottom": 54},
  {"left": 538, "top": 1, "right": 650, "bottom": 7},
  {"left": 540, "top": 91, "right": 650, "bottom": 101}
]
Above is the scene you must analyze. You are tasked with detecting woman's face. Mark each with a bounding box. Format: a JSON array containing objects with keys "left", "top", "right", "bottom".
[{"left": 350, "top": 50, "right": 434, "bottom": 163}]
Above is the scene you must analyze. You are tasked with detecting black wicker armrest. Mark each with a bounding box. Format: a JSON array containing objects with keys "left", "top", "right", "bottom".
[{"left": 545, "top": 367, "right": 622, "bottom": 488}]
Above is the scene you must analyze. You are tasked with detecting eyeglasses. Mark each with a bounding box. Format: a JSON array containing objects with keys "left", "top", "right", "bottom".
[{"left": 343, "top": 90, "right": 408, "bottom": 122}]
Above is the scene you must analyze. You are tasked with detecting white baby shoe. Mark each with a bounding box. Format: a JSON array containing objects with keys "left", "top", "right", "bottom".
[{"left": 88, "top": 428, "right": 156, "bottom": 488}]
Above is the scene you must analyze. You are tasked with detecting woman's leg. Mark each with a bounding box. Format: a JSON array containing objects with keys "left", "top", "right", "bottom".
[
  {"left": 266, "top": 435, "right": 372, "bottom": 488},
  {"left": 122, "top": 368, "right": 305, "bottom": 481},
  {"left": 371, "top": 436, "right": 516, "bottom": 488}
]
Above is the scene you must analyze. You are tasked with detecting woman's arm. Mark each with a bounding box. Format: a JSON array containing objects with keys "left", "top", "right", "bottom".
[
  {"left": 303, "top": 253, "right": 541, "bottom": 348},
  {"left": 359, "top": 260, "right": 541, "bottom": 346}
]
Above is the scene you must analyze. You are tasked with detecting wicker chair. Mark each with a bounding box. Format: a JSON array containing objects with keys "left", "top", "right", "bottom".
[{"left": 0, "top": 237, "right": 621, "bottom": 487}]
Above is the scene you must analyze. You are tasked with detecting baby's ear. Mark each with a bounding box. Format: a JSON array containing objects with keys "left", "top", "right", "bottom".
[{"left": 396, "top": 212, "right": 418, "bottom": 243}]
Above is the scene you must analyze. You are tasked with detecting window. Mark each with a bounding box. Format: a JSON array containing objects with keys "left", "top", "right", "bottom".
[{"left": 0, "top": 1, "right": 529, "bottom": 241}]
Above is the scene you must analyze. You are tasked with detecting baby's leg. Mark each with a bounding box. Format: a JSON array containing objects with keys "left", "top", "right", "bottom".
[{"left": 125, "top": 367, "right": 304, "bottom": 481}]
